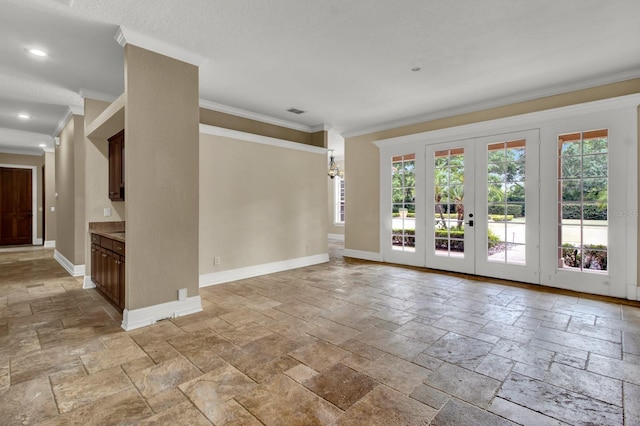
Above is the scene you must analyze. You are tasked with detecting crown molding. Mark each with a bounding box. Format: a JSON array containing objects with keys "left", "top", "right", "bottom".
[
  {"left": 200, "top": 124, "right": 327, "bottom": 155},
  {"left": 311, "top": 124, "right": 332, "bottom": 132},
  {"left": 114, "top": 26, "right": 207, "bottom": 67},
  {"left": 69, "top": 104, "right": 84, "bottom": 115},
  {"left": 79, "top": 88, "right": 118, "bottom": 103},
  {"left": 199, "top": 99, "right": 315, "bottom": 133},
  {"left": 344, "top": 67, "right": 640, "bottom": 138},
  {"left": 52, "top": 107, "right": 74, "bottom": 138}
]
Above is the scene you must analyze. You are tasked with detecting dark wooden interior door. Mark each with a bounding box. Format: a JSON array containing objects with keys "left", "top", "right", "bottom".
[{"left": 0, "top": 167, "right": 32, "bottom": 246}]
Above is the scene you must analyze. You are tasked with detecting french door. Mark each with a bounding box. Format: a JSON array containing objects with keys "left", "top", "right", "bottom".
[{"left": 425, "top": 130, "right": 540, "bottom": 284}]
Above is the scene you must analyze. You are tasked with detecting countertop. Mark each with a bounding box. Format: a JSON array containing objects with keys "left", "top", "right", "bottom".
[
  {"left": 91, "top": 230, "right": 125, "bottom": 243},
  {"left": 89, "top": 221, "right": 125, "bottom": 243}
]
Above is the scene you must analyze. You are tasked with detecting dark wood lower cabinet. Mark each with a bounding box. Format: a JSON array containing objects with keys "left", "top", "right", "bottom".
[{"left": 91, "top": 234, "right": 125, "bottom": 311}]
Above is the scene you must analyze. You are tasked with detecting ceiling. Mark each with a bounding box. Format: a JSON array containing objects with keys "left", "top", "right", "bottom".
[{"left": 1, "top": 0, "right": 640, "bottom": 156}]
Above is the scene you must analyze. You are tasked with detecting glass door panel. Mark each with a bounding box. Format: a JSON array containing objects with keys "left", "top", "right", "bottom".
[
  {"left": 426, "top": 140, "right": 475, "bottom": 274},
  {"left": 486, "top": 139, "right": 526, "bottom": 266},
  {"left": 434, "top": 148, "right": 466, "bottom": 258},
  {"left": 474, "top": 130, "right": 540, "bottom": 284}
]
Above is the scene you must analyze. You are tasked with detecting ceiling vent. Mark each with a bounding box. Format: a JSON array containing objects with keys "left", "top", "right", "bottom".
[{"left": 286, "top": 107, "right": 306, "bottom": 115}]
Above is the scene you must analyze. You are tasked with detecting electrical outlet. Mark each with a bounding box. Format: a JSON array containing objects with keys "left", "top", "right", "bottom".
[
  {"left": 178, "top": 288, "right": 187, "bottom": 301},
  {"left": 214, "top": 256, "right": 221, "bottom": 265}
]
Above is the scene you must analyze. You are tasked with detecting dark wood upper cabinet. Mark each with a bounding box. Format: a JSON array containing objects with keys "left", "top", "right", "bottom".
[{"left": 108, "top": 130, "right": 125, "bottom": 201}]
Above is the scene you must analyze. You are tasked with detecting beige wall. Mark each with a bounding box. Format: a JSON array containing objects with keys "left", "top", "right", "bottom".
[
  {"left": 44, "top": 152, "right": 56, "bottom": 243},
  {"left": 0, "top": 152, "right": 44, "bottom": 242},
  {"left": 345, "top": 78, "right": 640, "bottom": 253},
  {"left": 199, "top": 133, "right": 327, "bottom": 275},
  {"left": 55, "top": 118, "right": 74, "bottom": 260},
  {"left": 125, "top": 45, "right": 199, "bottom": 310},
  {"left": 83, "top": 98, "right": 126, "bottom": 276},
  {"left": 73, "top": 115, "right": 86, "bottom": 263},
  {"left": 55, "top": 115, "right": 85, "bottom": 264},
  {"left": 310, "top": 130, "right": 327, "bottom": 148},
  {"left": 200, "top": 108, "right": 327, "bottom": 148}
]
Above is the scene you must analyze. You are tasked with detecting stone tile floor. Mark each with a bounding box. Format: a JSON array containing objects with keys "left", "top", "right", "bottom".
[{"left": 1, "top": 242, "right": 640, "bottom": 425}]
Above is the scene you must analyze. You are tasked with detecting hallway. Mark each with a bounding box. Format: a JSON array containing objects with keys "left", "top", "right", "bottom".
[{"left": 1, "top": 244, "right": 639, "bottom": 425}]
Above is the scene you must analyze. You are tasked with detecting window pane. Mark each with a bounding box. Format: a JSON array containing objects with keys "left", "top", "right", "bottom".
[
  {"left": 582, "top": 155, "right": 607, "bottom": 178},
  {"left": 392, "top": 189, "right": 403, "bottom": 203},
  {"left": 561, "top": 157, "right": 582, "bottom": 179},
  {"left": 583, "top": 248, "right": 607, "bottom": 271},
  {"left": 583, "top": 137, "right": 607, "bottom": 154},
  {"left": 560, "top": 139, "right": 581, "bottom": 156},
  {"left": 506, "top": 183, "right": 525, "bottom": 202},
  {"left": 508, "top": 162, "right": 526, "bottom": 182},
  {"left": 561, "top": 204, "right": 581, "bottom": 221},
  {"left": 582, "top": 179, "right": 607, "bottom": 202},
  {"left": 558, "top": 130, "right": 608, "bottom": 273},
  {"left": 561, "top": 180, "right": 581, "bottom": 202},
  {"left": 403, "top": 188, "right": 416, "bottom": 203}
]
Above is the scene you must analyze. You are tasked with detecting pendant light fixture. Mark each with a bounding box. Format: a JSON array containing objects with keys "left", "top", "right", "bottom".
[{"left": 328, "top": 149, "right": 341, "bottom": 179}]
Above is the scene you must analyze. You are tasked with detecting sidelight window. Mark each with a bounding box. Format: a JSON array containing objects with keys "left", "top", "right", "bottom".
[
  {"left": 558, "top": 129, "right": 608, "bottom": 272},
  {"left": 392, "top": 154, "right": 416, "bottom": 252}
]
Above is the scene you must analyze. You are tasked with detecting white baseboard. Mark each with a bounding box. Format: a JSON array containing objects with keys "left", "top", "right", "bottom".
[
  {"left": 328, "top": 233, "right": 345, "bottom": 241},
  {"left": 35, "top": 238, "right": 43, "bottom": 245},
  {"left": 54, "top": 250, "right": 85, "bottom": 277},
  {"left": 199, "top": 253, "right": 329, "bottom": 287},
  {"left": 44, "top": 240, "right": 56, "bottom": 248},
  {"left": 627, "top": 285, "right": 638, "bottom": 301},
  {"left": 121, "top": 296, "right": 203, "bottom": 331},
  {"left": 83, "top": 275, "right": 96, "bottom": 289},
  {"left": 343, "top": 249, "right": 383, "bottom": 262}
]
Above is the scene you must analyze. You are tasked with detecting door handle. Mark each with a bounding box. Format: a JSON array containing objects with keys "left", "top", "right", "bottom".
[{"left": 466, "top": 220, "right": 474, "bottom": 227}]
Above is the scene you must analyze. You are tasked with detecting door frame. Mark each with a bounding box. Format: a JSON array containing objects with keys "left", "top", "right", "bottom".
[
  {"left": 422, "top": 130, "right": 540, "bottom": 283},
  {"left": 0, "top": 164, "right": 38, "bottom": 245},
  {"left": 472, "top": 129, "right": 540, "bottom": 284}
]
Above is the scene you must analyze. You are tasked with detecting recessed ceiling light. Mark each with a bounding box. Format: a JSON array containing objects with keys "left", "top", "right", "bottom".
[
  {"left": 18, "top": 113, "right": 31, "bottom": 119},
  {"left": 39, "top": 143, "right": 47, "bottom": 147},
  {"left": 28, "top": 48, "right": 48, "bottom": 57}
]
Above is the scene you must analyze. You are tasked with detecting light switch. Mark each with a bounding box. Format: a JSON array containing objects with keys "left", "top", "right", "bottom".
[
  {"left": 104, "top": 207, "right": 112, "bottom": 217},
  {"left": 50, "top": 207, "right": 55, "bottom": 212}
]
